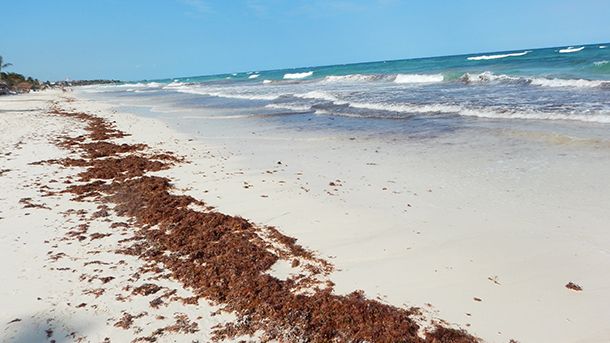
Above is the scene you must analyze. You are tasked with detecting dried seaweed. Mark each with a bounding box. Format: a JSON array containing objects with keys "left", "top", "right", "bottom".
[{"left": 45, "top": 106, "right": 479, "bottom": 342}]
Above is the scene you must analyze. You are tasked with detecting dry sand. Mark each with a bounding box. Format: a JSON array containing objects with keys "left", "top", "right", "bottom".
[{"left": 2, "top": 89, "right": 610, "bottom": 342}]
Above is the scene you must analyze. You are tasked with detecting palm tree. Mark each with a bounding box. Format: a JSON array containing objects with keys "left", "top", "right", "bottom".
[{"left": 0, "top": 56, "right": 13, "bottom": 73}]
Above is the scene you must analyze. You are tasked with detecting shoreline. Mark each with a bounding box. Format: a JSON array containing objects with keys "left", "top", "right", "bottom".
[
  {"left": 2, "top": 90, "right": 610, "bottom": 342},
  {"left": 1, "top": 90, "right": 476, "bottom": 342}
]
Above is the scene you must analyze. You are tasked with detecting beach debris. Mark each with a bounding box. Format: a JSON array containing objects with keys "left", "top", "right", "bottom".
[
  {"left": 488, "top": 275, "right": 501, "bottom": 285},
  {"left": 473, "top": 297, "right": 482, "bottom": 302},
  {"left": 99, "top": 276, "right": 115, "bottom": 284},
  {"left": 83, "top": 288, "right": 105, "bottom": 298},
  {"left": 132, "top": 283, "right": 162, "bottom": 296},
  {"left": 565, "top": 282, "right": 583, "bottom": 291},
  {"left": 19, "top": 197, "right": 51, "bottom": 210},
  {"left": 114, "top": 312, "right": 147, "bottom": 330}
]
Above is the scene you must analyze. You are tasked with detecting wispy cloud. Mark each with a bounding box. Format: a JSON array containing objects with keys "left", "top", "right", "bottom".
[{"left": 179, "top": 0, "right": 212, "bottom": 15}]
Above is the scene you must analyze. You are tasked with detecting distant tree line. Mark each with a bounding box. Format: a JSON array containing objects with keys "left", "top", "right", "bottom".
[{"left": 1, "top": 55, "right": 121, "bottom": 95}]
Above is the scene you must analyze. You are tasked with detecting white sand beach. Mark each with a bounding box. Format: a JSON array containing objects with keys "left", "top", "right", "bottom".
[{"left": 1, "top": 89, "right": 610, "bottom": 342}]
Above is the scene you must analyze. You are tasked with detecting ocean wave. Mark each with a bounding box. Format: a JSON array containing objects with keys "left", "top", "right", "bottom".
[
  {"left": 265, "top": 103, "right": 312, "bottom": 112},
  {"left": 458, "top": 71, "right": 608, "bottom": 89},
  {"left": 529, "top": 78, "right": 607, "bottom": 88},
  {"left": 283, "top": 71, "right": 313, "bottom": 79},
  {"left": 459, "top": 109, "right": 610, "bottom": 124},
  {"left": 393, "top": 74, "right": 444, "bottom": 83},
  {"left": 248, "top": 74, "right": 260, "bottom": 79},
  {"left": 333, "top": 101, "right": 610, "bottom": 124},
  {"left": 593, "top": 60, "right": 609, "bottom": 66},
  {"left": 600, "top": 45, "right": 608, "bottom": 49},
  {"left": 459, "top": 72, "right": 521, "bottom": 83},
  {"left": 467, "top": 51, "right": 530, "bottom": 61},
  {"left": 293, "top": 91, "right": 341, "bottom": 102},
  {"left": 348, "top": 101, "right": 462, "bottom": 114},
  {"left": 115, "top": 82, "right": 146, "bottom": 88},
  {"left": 163, "top": 81, "right": 188, "bottom": 89},
  {"left": 172, "top": 87, "right": 279, "bottom": 100},
  {"left": 559, "top": 46, "right": 584, "bottom": 53},
  {"left": 115, "top": 82, "right": 163, "bottom": 89},
  {"left": 323, "top": 74, "right": 384, "bottom": 83}
]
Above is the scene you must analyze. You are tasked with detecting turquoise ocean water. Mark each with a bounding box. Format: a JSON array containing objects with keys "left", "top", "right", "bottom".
[{"left": 88, "top": 43, "right": 610, "bottom": 129}]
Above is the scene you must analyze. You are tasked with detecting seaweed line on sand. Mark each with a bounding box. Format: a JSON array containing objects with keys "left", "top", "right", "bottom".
[{"left": 41, "top": 100, "right": 479, "bottom": 342}]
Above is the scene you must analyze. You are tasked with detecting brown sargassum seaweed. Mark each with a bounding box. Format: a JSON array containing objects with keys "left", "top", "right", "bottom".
[{"left": 44, "top": 104, "right": 479, "bottom": 342}]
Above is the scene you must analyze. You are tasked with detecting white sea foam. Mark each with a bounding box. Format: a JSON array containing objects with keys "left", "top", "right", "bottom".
[
  {"left": 459, "top": 72, "right": 520, "bottom": 83},
  {"left": 459, "top": 109, "right": 610, "bottom": 124},
  {"left": 393, "top": 74, "right": 444, "bottom": 83},
  {"left": 265, "top": 103, "right": 312, "bottom": 112},
  {"left": 458, "top": 72, "right": 607, "bottom": 89},
  {"left": 283, "top": 71, "right": 313, "bottom": 79},
  {"left": 593, "top": 60, "right": 609, "bottom": 66},
  {"left": 529, "top": 78, "right": 607, "bottom": 88},
  {"left": 293, "top": 91, "right": 340, "bottom": 102},
  {"left": 248, "top": 74, "right": 260, "bottom": 79},
  {"left": 323, "top": 74, "right": 382, "bottom": 83},
  {"left": 163, "top": 81, "right": 187, "bottom": 89},
  {"left": 559, "top": 46, "right": 585, "bottom": 53},
  {"left": 349, "top": 101, "right": 462, "bottom": 114},
  {"left": 182, "top": 114, "right": 254, "bottom": 120},
  {"left": 172, "top": 86, "right": 279, "bottom": 100},
  {"left": 467, "top": 51, "right": 530, "bottom": 61},
  {"left": 263, "top": 80, "right": 273, "bottom": 84},
  {"left": 346, "top": 101, "right": 610, "bottom": 124},
  {"left": 115, "top": 82, "right": 146, "bottom": 88},
  {"left": 600, "top": 45, "right": 608, "bottom": 49}
]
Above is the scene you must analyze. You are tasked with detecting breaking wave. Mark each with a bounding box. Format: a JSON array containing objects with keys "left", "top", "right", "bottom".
[
  {"left": 393, "top": 74, "right": 444, "bottom": 83},
  {"left": 265, "top": 103, "right": 312, "bottom": 112},
  {"left": 467, "top": 51, "right": 530, "bottom": 61},
  {"left": 458, "top": 109, "right": 610, "bottom": 123},
  {"left": 293, "top": 91, "right": 341, "bottom": 102},
  {"left": 292, "top": 99, "right": 610, "bottom": 124},
  {"left": 321, "top": 73, "right": 444, "bottom": 84},
  {"left": 459, "top": 72, "right": 521, "bottom": 83},
  {"left": 559, "top": 46, "right": 585, "bottom": 53},
  {"left": 170, "top": 86, "right": 279, "bottom": 101},
  {"left": 459, "top": 71, "right": 608, "bottom": 89},
  {"left": 283, "top": 71, "right": 313, "bottom": 79},
  {"left": 248, "top": 74, "right": 260, "bottom": 79},
  {"left": 529, "top": 78, "right": 608, "bottom": 88},
  {"left": 323, "top": 74, "right": 384, "bottom": 83}
]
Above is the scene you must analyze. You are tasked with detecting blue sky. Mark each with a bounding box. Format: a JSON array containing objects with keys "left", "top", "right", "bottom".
[{"left": 1, "top": 0, "right": 608, "bottom": 81}]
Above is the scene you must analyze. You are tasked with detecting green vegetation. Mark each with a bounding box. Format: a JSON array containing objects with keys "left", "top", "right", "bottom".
[
  {"left": 1, "top": 55, "right": 121, "bottom": 95},
  {"left": 0, "top": 55, "right": 45, "bottom": 95},
  {"left": 0, "top": 56, "right": 13, "bottom": 73}
]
